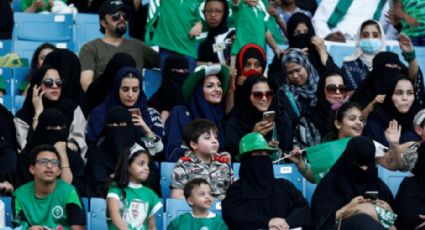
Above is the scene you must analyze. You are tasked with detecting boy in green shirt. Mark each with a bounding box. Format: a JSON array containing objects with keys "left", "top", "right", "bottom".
[
  {"left": 168, "top": 178, "right": 228, "bottom": 230},
  {"left": 394, "top": 0, "right": 425, "bottom": 46},
  {"left": 14, "top": 145, "right": 86, "bottom": 230}
]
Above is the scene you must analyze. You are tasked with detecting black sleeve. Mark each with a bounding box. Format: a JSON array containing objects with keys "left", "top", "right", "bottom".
[
  {"left": 394, "top": 179, "right": 424, "bottom": 230},
  {"left": 66, "top": 202, "right": 86, "bottom": 226},
  {"left": 285, "top": 180, "right": 311, "bottom": 228}
]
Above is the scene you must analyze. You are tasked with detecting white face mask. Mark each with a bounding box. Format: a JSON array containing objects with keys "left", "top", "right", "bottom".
[{"left": 359, "top": 38, "right": 382, "bottom": 54}]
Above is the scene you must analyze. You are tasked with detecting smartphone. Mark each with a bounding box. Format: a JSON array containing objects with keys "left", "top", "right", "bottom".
[
  {"left": 128, "top": 108, "right": 141, "bottom": 116},
  {"left": 263, "top": 111, "right": 276, "bottom": 123},
  {"left": 363, "top": 191, "right": 379, "bottom": 200}
]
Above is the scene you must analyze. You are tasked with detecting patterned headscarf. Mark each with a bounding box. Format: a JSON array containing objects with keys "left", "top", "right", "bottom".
[{"left": 282, "top": 48, "right": 320, "bottom": 106}]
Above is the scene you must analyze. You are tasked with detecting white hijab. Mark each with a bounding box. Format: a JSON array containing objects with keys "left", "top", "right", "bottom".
[{"left": 343, "top": 20, "right": 386, "bottom": 70}]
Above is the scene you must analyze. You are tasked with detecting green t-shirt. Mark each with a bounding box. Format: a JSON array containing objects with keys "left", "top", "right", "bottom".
[
  {"left": 151, "top": 0, "right": 202, "bottom": 58},
  {"left": 21, "top": 0, "right": 67, "bottom": 12},
  {"left": 107, "top": 183, "right": 162, "bottom": 230},
  {"left": 167, "top": 212, "right": 228, "bottom": 230},
  {"left": 267, "top": 17, "right": 285, "bottom": 45},
  {"left": 14, "top": 179, "right": 85, "bottom": 230},
  {"left": 400, "top": 0, "right": 425, "bottom": 37},
  {"left": 230, "top": 1, "right": 269, "bottom": 55}
]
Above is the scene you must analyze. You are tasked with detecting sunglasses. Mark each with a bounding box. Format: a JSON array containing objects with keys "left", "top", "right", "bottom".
[
  {"left": 42, "top": 79, "right": 63, "bottom": 88},
  {"left": 325, "top": 84, "right": 347, "bottom": 95},
  {"left": 251, "top": 90, "right": 274, "bottom": 100},
  {"left": 110, "top": 12, "right": 127, "bottom": 22}
]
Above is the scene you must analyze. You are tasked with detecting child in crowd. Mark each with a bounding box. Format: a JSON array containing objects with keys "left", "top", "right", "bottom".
[
  {"left": 394, "top": 0, "right": 425, "bottom": 46},
  {"left": 170, "top": 119, "right": 234, "bottom": 200},
  {"left": 230, "top": 0, "right": 282, "bottom": 57},
  {"left": 168, "top": 178, "right": 228, "bottom": 230},
  {"left": 107, "top": 144, "right": 162, "bottom": 230}
]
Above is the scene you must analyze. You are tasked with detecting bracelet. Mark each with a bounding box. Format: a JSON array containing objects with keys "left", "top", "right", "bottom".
[
  {"left": 298, "top": 162, "right": 309, "bottom": 174},
  {"left": 61, "top": 165, "right": 70, "bottom": 169},
  {"left": 402, "top": 50, "right": 416, "bottom": 62},
  {"left": 32, "top": 117, "right": 38, "bottom": 121}
]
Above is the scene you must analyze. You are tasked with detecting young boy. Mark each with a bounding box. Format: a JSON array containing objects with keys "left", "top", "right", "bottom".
[
  {"left": 394, "top": 0, "right": 425, "bottom": 46},
  {"left": 167, "top": 178, "right": 228, "bottom": 230},
  {"left": 170, "top": 119, "right": 234, "bottom": 199}
]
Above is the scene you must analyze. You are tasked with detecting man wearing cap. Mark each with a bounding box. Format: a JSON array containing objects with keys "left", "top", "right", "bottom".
[
  {"left": 79, "top": 0, "right": 159, "bottom": 92},
  {"left": 222, "top": 132, "right": 310, "bottom": 230}
]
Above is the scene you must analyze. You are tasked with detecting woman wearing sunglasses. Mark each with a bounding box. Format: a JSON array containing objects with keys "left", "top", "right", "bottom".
[
  {"left": 224, "top": 75, "right": 292, "bottom": 160},
  {"left": 15, "top": 65, "right": 87, "bottom": 158}
]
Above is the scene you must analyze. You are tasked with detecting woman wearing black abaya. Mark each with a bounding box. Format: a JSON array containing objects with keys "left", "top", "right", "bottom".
[
  {"left": 311, "top": 136, "right": 396, "bottom": 230},
  {"left": 16, "top": 109, "right": 86, "bottom": 195},
  {"left": 43, "top": 49, "right": 88, "bottom": 116},
  {"left": 0, "top": 103, "right": 18, "bottom": 187},
  {"left": 395, "top": 142, "right": 425, "bottom": 230},
  {"left": 222, "top": 132, "right": 310, "bottom": 230},
  {"left": 14, "top": 66, "right": 87, "bottom": 158},
  {"left": 86, "top": 52, "right": 137, "bottom": 113},
  {"left": 85, "top": 106, "right": 161, "bottom": 197}
]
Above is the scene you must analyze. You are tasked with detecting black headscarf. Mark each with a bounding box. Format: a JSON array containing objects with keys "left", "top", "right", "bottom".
[
  {"left": 205, "top": 0, "right": 229, "bottom": 39},
  {"left": 235, "top": 44, "right": 266, "bottom": 77},
  {"left": 239, "top": 155, "right": 274, "bottom": 198},
  {"left": 148, "top": 55, "right": 189, "bottom": 112},
  {"left": 16, "top": 66, "right": 78, "bottom": 130},
  {"left": 43, "top": 49, "right": 88, "bottom": 116},
  {"left": 287, "top": 12, "right": 316, "bottom": 50},
  {"left": 86, "top": 52, "right": 137, "bottom": 112},
  {"left": 28, "top": 108, "right": 68, "bottom": 149}
]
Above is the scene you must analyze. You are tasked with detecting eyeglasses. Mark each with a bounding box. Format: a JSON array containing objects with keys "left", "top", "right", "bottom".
[
  {"left": 251, "top": 90, "right": 274, "bottom": 100},
  {"left": 110, "top": 12, "right": 127, "bottom": 22},
  {"left": 325, "top": 84, "right": 347, "bottom": 95},
  {"left": 36, "top": 158, "right": 60, "bottom": 167},
  {"left": 42, "top": 79, "right": 63, "bottom": 88},
  {"left": 204, "top": 9, "right": 224, "bottom": 14}
]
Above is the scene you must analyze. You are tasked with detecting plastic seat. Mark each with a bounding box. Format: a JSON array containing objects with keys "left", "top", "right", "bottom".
[
  {"left": 89, "top": 197, "right": 108, "bottom": 230},
  {"left": 14, "top": 95, "right": 25, "bottom": 113},
  {"left": 304, "top": 181, "right": 317, "bottom": 205},
  {"left": 12, "top": 67, "right": 29, "bottom": 96},
  {"left": 328, "top": 45, "right": 356, "bottom": 67},
  {"left": 143, "top": 69, "right": 162, "bottom": 99},
  {"left": 74, "top": 13, "right": 103, "bottom": 53},
  {"left": 0, "top": 40, "right": 12, "bottom": 56},
  {"left": 0, "top": 68, "right": 13, "bottom": 96},
  {"left": 165, "top": 198, "right": 222, "bottom": 227},
  {"left": 160, "top": 162, "right": 176, "bottom": 200},
  {"left": 0, "top": 196, "right": 13, "bottom": 227},
  {"left": 13, "top": 13, "right": 73, "bottom": 42},
  {"left": 378, "top": 166, "right": 411, "bottom": 196},
  {"left": 12, "top": 40, "right": 75, "bottom": 64}
]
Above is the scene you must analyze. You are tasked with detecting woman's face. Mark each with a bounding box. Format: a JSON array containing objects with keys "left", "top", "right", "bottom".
[
  {"left": 392, "top": 79, "right": 414, "bottom": 114},
  {"left": 249, "top": 82, "right": 272, "bottom": 112},
  {"left": 286, "top": 62, "right": 308, "bottom": 85},
  {"left": 204, "top": 0, "right": 225, "bottom": 28},
  {"left": 37, "top": 48, "right": 54, "bottom": 68},
  {"left": 336, "top": 107, "right": 364, "bottom": 138},
  {"left": 40, "top": 69, "right": 62, "bottom": 101},
  {"left": 244, "top": 58, "right": 263, "bottom": 74},
  {"left": 360, "top": 24, "right": 381, "bottom": 39},
  {"left": 119, "top": 77, "right": 140, "bottom": 107},
  {"left": 324, "top": 75, "right": 345, "bottom": 105},
  {"left": 203, "top": 75, "right": 223, "bottom": 104},
  {"left": 293, "top": 22, "right": 308, "bottom": 36}
]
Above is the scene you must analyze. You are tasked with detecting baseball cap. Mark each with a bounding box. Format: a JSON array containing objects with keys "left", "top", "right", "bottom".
[{"left": 99, "top": 0, "right": 129, "bottom": 20}]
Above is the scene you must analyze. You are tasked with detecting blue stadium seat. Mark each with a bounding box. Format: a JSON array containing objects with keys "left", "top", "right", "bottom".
[
  {"left": 233, "top": 163, "right": 304, "bottom": 192},
  {"left": 0, "top": 68, "right": 13, "bottom": 96},
  {"left": 89, "top": 198, "right": 108, "bottom": 230},
  {"left": 0, "top": 196, "right": 12, "bottom": 227},
  {"left": 0, "top": 40, "right": 12, "bottom": 56},
  {"left": 144, "top": 69, "right": 162, "bottom": 99},
  {"left": 74, "top": 13, "right": 103, "bottom": 53},
  {"left": 160, "top": 162, "right": 176, "bottom": 200},
  {"left": 328, "top": 45, "right": 356, "bottom": 67},
  {"left": 13, "top": 13, "right": 73, "bottom": 42},
  {"left": 165, "top": 198, "right": 222, "bottom": 227},
  {"left": 1, "top": 95, "right": 14, "bottom": 113},
  {"left": 13, "top": 67, "right": 29, "bottom": 96},
  {"left": 14, "top": 95, "right": 25, "bottom": 113},
  {"left": 304, "top": 181, "right": 317, "bottom": 205},
  {"left": 413, "top": 46, "right": 425, "bottom": 71},
  {"left": 378, "top": 166, "right": 411, "bottom": 197},
  {"left": 13, "top": 40, "right": 75, "bottom": 64},
  {"left": 12, "top": 0, "right": 22, "bottom": 12}
]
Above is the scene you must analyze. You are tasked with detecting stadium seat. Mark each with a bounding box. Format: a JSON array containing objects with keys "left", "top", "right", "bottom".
[
  {"left": 143, "top": 69, "right": 162, "bottom": 99},
  {"left": 13, "top": 67, "right": 29, "bottom": 96},
  {"left": 0, "top": 196, "right": 12, "bottom": 227},
  {"left": 160, "top": 162, "right": 176, "bottom": 200},
  {"left": 81, "top": 197, "right": 90, "bottom": 229},
  {"left": 12, "top": 0, "right": 22, "bottom": 12},
  {"left": 304, "top": 181, "right": 317, "bottom": 205},
  {"left": 378, "top": 166, "right": 411, "bottom": 197},
  {"left": 413, "top": 46, "right": 425, "bottom": 71},
  {"left": 0, "top": 68, "right": 13, "bottom": 96},
  {"left": 165, "top": 198, "right": 222, "bottom": 227},
  {"left": 328, "top": 45, "right": 356, "bottom": 67},
  {"left": 89, "top": 198, "right": 108, "bottom": 230},
  {"left": 12, "top": 40, "right": 75, "bottom": 64},
  {"left": 74, "top": 13, "right": 103, "bottom": 53},
  {"left": 1, "top": 95, "right": 14, "bottom": 113},
  {"left": 13, "top": 13, "right": 73, "bottom": 42},
  {"left": 0, "top": 40, "right": 12, "bottom": 56},
  {"left": 14, "top": 95, "right": 25, "bottom": 113},
  {"left": 233, "top": 163, "right": 304, "bottom": 192}
]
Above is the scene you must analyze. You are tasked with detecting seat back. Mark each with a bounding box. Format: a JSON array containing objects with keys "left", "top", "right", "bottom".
[
  {"left": 143, "top": 69, "right": 162, "bottom": 99},
  {"left": 13, "top": 40, "right": 75, "bottom": 64},
  {"left": 89, "top": 197, "right": 108, "bottom": 230},
  {"left": 74, "top": 13, "right": 103, "bottom": 53},
  {"left": 328, "top": 45, "right": 356, "bottom": 67},
  {"left": 0, "top": 196, "right": 13, "bottom": 227},
  {"left": 160, "top": 162, "right": 176, "bottom": 200},
  {"left": 0, "top": 40, "right": 12, "bottom": 56},
  {"left": 378, "top": 166, "right": 411, "bottom": 196}
]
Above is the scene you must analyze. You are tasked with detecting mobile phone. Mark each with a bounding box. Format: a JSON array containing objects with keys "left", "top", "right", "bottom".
[
  {"left": 263, "top": 111, "right": 276, "bottom": 123},
  {"left": 128, "top": 108, "right": 141, "bottom": 116},
  {"left": 363, "top": 191, "right": 379, "bottom": 200}
]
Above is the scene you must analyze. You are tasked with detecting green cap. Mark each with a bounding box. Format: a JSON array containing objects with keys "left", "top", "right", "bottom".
[
  {"left": 182, "top": 64, "right": 229, "bottom": 104},
  {"left": 237, "top": 132, "right": 276, "bottom": 160}
]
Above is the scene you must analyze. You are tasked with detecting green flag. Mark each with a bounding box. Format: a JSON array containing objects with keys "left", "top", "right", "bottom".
[{"left": 305, "top": 137, "right": 351, "bottom": 182}]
